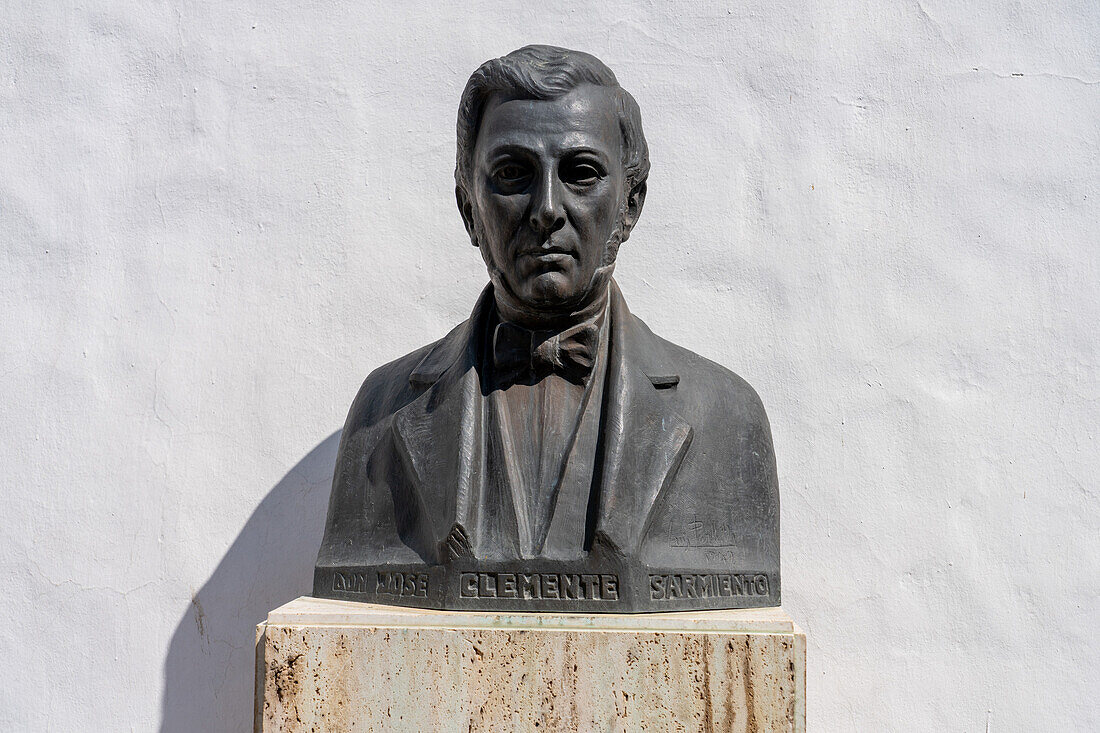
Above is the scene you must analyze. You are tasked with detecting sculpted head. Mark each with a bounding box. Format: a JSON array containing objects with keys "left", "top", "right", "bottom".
[{"left": 455, "top": 46, "right": 649, "bottom": 321}]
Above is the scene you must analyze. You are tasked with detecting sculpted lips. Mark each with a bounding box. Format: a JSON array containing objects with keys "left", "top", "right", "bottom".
[
  {"left": 526, "top": 252, "right": 573, "bottom": 264},
  {"left": 519, "top": 242, "right": 577, "bottom": 266}
]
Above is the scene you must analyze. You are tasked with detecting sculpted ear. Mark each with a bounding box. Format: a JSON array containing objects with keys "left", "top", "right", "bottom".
[
  {"left": 619, "top": 180, "right": 647, "bottom": 243},
  {"left": 455, "top": 185, "right": 479, "bottom": 247}
]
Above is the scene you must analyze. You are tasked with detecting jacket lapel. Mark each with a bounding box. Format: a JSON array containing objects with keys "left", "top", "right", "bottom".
[
  {"left": 390, "top": 287, "right": 493, "bottom": 563},
  {"left": 593, "top": 282, "right": 694, "bottom": 556}
]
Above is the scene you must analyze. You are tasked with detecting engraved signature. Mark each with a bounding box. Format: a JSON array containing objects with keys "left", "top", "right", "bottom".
[{"left": 670, "top": 513, "right": 736, "bottom": 548}]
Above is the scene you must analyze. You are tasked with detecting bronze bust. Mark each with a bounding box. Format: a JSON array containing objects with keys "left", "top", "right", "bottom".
[{"left": 314, "top": 46, "right": 780, "bottom": 612}]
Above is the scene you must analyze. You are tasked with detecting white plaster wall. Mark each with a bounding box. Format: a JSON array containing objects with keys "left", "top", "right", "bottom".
[{"left": 2, "top": 2, "right": 1097, "bottom": 730}]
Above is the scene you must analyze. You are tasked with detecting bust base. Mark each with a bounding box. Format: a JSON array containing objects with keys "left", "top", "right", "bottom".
[{"left": 255, "top": 596, "right": 805, "bottom": 731}]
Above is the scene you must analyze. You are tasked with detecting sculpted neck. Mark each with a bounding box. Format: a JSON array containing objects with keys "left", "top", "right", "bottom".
[{"left": 492, "top": 270, "right": 612, "bottom": 331}]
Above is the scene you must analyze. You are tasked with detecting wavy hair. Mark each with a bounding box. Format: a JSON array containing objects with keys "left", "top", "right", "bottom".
[{"left": 454, "top": 45, "right": 649, "bottom": 198}]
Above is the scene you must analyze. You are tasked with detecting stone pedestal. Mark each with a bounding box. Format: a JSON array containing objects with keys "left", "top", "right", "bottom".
[{"left": 255, "top": 596, "right": 805, "bottom": 732}]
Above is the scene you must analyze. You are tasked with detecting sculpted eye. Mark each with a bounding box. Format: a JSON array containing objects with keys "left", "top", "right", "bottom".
[
  {"left": 562, "top": 160, "right": 604, "bottom": 186},
  {"left": 492, "top": 163, "right": 531, "bottom": 188}
]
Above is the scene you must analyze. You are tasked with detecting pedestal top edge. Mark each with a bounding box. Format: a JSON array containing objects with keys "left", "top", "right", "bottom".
[{"left": 264, "top": 596, "right": 798, "bottom": 634}]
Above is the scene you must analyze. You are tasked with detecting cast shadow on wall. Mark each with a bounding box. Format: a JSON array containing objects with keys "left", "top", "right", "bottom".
[{"left": 159, "top": 431, "right": 340, "bottom": 733}]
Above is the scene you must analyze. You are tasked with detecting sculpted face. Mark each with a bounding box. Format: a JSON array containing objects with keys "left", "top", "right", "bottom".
[{"left": 465, "top": 85, "right": 629, "bottom": 313}]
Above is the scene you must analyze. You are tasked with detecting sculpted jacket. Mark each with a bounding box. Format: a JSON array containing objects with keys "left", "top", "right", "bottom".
[{"left": 314, "top": 281, "right": 780, "bottom": 611}]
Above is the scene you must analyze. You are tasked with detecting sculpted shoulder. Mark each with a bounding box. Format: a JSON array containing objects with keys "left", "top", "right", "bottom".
[
  {"left": 342, "top": 328, "right": 459, "bottom": 432},
  {"left": 631, "top": 314, "right": 772, "bottom": 433}
]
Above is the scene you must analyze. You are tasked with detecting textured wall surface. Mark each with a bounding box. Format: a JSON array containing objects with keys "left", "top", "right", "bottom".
[{"left": 2, "top": 2, "right": 1097, "bottom": 731}]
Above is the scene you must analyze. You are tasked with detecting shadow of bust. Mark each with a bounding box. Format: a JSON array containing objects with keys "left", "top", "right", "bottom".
[{"left": 159, "top": 431, "right": 339, "bottom": 733}]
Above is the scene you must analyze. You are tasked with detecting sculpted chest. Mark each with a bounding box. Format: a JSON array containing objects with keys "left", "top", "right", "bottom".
[{"left": 314, "top": 286, "right": 780, "bottom": 612}]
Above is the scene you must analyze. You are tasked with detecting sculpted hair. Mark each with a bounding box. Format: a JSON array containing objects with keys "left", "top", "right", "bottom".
[{"left": 455, "top": 45, "right": 650, "bottom": 197}]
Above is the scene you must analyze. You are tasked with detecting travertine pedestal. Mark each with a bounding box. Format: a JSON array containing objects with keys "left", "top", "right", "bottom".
[{"left": 255, "top": 596, "right": 805, "bottom": 732}]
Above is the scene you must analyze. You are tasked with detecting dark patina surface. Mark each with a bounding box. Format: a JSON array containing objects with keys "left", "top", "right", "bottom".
[{"left": 314, "top": 46, "right": 780, "bottom": 612}]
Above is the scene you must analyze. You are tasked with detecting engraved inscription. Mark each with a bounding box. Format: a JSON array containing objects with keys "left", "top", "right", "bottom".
[
  {"left": 332, "top": 571, "right": 370, "bottom": 593},
  {"left": 377, "top": 571, "right": 429, "bottom": 598},
  {"left": 459, "top": 572, "right": 619, "bottom": 601},
  {"left": 331, "top": 571, "right": 428, "bottom": 598},
  {"left": 649, "top": 573, "right": 770, "bottom": 600}
]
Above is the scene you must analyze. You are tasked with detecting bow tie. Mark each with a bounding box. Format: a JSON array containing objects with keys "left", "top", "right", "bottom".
[{"left": 492, "top": 319, "right": 599, "bottom": 385}]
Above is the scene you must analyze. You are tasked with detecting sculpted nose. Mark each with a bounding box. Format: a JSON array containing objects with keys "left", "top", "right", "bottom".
[{"left": 530, "top": 171, "right": 566, "bottom": 235}]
